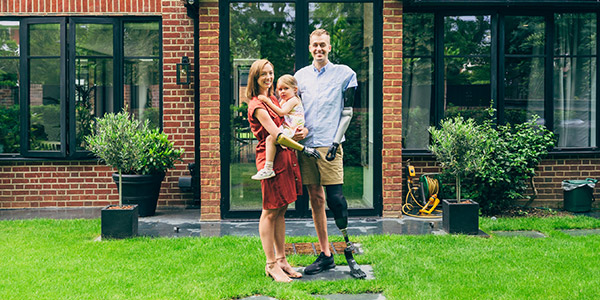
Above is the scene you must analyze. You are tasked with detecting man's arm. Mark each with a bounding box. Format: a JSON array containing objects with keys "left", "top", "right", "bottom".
[{"left": 326, "top": 87, "right": 356, "bottom": 161}]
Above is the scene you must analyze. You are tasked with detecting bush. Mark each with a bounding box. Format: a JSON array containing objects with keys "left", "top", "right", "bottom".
[
  {"left": 429, "top": 115, "right": 486, "bottom": 202},
  {"left": 466, "top": 115, "right": 555, "bottom": 215},
  {"left": 85, "top": 109, "right": 183, "bottom": 175}
]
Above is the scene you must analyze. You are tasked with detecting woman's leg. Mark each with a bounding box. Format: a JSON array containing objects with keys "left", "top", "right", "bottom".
[
  {"left": 273, "top": 205, "right": 302, "bottom": 278},
  {"left": 259, "top": 208, "right": 291, "bottom": 282}
]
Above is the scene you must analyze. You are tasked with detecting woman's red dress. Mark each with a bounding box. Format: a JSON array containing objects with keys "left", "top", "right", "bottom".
[{"left": 248, "top": 96, "right": 302, "bottom": 210}]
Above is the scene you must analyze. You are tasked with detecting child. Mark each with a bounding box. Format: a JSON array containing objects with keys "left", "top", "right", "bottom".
[{"left": 252, "top": 74, "right": 306, "bottom": 180}]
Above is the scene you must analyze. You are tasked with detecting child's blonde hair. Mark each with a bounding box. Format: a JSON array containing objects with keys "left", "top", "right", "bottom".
[{"left": 277, "top": 74, "right": 299, "bottom": 98}]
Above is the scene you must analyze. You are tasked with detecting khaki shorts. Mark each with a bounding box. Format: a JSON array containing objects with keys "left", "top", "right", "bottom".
[{"left": 298, "top": 145, "right": 343, "bottom": 186}]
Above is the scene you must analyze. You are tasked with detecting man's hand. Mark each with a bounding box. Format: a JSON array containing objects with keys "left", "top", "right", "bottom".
[
  {"left": 302, "top": 146, "right": 321, "bottom": 159},
  {"left": 326, "top": 143, "right": 339, "bottom": 161},
  {"left": 292, "top": 127, "right": 307, "bottom": 141}
]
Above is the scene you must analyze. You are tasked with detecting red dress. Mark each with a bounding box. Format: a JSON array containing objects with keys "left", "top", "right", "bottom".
[{"left": 248, "top": 95, "right": 302, "bottom": 209}]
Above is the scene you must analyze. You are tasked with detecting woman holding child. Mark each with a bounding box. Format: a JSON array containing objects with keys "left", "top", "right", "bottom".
[{"left": 246, "top": 59, "right": 320, "bottom": 282}]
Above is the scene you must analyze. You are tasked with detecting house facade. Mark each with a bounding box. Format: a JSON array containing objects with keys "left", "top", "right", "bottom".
[{"left": 0, "top": 0, "right": 599, "bottom": 220}]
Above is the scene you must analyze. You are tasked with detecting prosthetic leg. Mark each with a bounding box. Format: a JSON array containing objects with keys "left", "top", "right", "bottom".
[
  {"left": 326, "top": 185, "right": 366, "bottom": 279},
  {"left": 323, "top": 87, "right": 365, "bottom": 279}
]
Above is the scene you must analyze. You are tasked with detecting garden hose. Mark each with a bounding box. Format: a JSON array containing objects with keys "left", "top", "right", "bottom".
[{"left": 402, "top": 174, "right": 442, "bottom": 219}]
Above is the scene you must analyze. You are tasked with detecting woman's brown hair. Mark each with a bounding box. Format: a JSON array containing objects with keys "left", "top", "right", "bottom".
[{"left": 246, "top": 59, "right": 274, "bottom": 99}]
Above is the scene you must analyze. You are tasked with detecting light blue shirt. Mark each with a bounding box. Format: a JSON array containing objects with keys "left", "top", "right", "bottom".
[{"left": 294, "top": 62, "right": 357, "bottom": 147}]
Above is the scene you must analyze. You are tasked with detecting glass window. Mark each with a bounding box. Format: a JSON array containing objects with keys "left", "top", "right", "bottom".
[
  {"left": 75, "top": 23, "right": 114, "bottom": 151},
  {"left": 553, "top": 13, "right": 596, "bottom": 148},
  {"left": 123, "top": 22, "right": 161, "bottom": 129},
  {"left": 402, "top": 13, "right": 434, "bottom": 150},
  {"left": 444, "top": 15, "right": 492, "bottom": 123},
  {"left": 0, "top": 21, "right": 20, "bottom": 154},
  {"left": 504, "top": 16, "right": 545, "bottom": 124},
  {"left": 229, "top": 2, "right": 296, "bottom": 211},
  {"left": 124, "top": 22, "right": 159, "bottom": 57},
  {"left": 309, "top": 2, "right": 374, "bottom": 209},
  {"left": 28, "top": 23, "right": 62, "bottom": 152},
  {"left": 0, "top": 18, "right": 161, "bottom": 158}
]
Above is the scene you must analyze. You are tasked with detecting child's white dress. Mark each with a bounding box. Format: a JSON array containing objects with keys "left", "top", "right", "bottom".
[{"left": 280, "top": 100, "right": 305, "bottom": 137}]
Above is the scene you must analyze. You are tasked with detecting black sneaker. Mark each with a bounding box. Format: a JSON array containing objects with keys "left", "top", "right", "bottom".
[{"left": 304, "top": 252, "right": 335, "bottom": 275}]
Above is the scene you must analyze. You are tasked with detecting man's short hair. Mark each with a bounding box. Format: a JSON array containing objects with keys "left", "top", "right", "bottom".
[{"left": 310, "top": 29, "right": 330, "bottom": 40}]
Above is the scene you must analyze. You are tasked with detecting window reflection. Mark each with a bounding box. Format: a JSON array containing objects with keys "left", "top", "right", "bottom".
[
  {"left": 309, "top": 2, "right": 374, "bottom": 209},
  {"left": 0, "top": 21, "right": 20, "bottom": 154},
  {"left": 403, "top": 13, "right": 434, "bottom": 150},
  {"left": 444, "top": 16, "right": 491, "bottom": 123},
  {"left": 75, "top": 24, "right": 114, "bottom": 151},
  {"left": 229, "top": 2, "right": 296, "bottom": 211},
  {"left": 504, "top": 16, "right": 545, "bottom": 125},
  {"left": 554, "top": 13, "right": 597, "bottom": 148}
]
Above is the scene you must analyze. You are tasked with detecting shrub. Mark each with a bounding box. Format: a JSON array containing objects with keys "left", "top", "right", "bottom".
[
  {"left": 428, "top": 115, "right": 487, "bottom": 202},
  {"left": 85, "top": 109, "right": 183, "bottom": 176},
  {"left": 466, "top": 115, "right": 555, "bottom": 215}
]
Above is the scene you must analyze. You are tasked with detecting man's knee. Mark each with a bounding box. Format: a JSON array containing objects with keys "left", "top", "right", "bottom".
[{"left": 307, "top": 184, "right": 326, "bottom": 209}]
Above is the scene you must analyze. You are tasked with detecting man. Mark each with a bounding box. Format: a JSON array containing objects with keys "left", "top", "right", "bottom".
[{"left": 295, "top": 29, "right": 366, "bottom": 279}]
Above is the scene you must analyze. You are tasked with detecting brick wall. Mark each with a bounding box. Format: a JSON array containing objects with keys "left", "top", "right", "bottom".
[
  {"left": 0, "top": 162, "right": 117, "bottom": 208},
  {"left": 402, "top": 155, "right": 600, "bottom": 210},
  {"left": 0, "top": 0, "right": 160, "bottom": 14},
  {"left": 381, "top": 0, "right": 403, "bottom": 218},
  {"left": 159, "top": 0, "right": 196, "bottom": 209},
  {"left": 197, "top": 0, "right": 221, "bottom": 221}
]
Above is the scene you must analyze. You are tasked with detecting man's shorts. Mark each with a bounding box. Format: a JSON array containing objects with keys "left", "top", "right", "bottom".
[{"left": 298, "top": 145, "right": 343, "bottom": 186}]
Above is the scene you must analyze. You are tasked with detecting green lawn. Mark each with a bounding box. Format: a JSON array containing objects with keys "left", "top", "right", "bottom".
[{"left": 1, "top": 216, "right": 600, "bottom": 299}]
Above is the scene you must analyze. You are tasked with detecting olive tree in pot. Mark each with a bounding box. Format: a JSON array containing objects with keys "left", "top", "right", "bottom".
[
  {"left": 428, "top": 116, "right": 486, "bottom": 235},
  {"left": 86, "top": 109, "right": 183, "bottom": 223}
]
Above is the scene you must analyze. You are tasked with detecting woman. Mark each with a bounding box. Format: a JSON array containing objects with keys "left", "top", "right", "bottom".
[{"left": 246, "top": 59, "right": 304, "bottom": 282}]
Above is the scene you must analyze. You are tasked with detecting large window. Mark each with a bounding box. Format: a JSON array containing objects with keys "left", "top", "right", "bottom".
[
  {"left": 224, "top": 1, "right": 380, "bottom": 217},
  {"left": 0, "top": 17, "right": 161, "bottom": 159},
  {"left": 0, "top": 21, "right": 20, "bottom": 154},
  {"left": 403, "top": 10, "right": 600, "bottom": 152}
]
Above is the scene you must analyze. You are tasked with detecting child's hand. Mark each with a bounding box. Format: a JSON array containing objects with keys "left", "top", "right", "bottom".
[{"left": 258, "top": 95, "right": 271, "bottom": 103}]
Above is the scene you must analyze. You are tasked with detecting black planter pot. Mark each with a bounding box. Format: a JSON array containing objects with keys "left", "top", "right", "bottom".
[
  {"left": 101, "top": 204, "right": 138, "bottom": 239},
  {"left": 112, "top": 173, "right": 165, "bottom": 217},
  {"left": 442, "top": 199, "right": 480, "bottom": 235}
]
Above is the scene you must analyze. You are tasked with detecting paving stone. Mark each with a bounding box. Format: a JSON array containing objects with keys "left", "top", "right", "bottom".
[
  {"left": 315, "top": 293, "right": 386, "bottom": 300},
  {"left": 295, "top": 265, "right": 375, "bottom": 281},
  {"left": 560, "top": 228, "right": 600, "bottom": 236},
  {"left": 492, "top": 230, "right": 547, "bottom": 238},
  {"left": 285, "top": 242, "right": 362, "bottom": 255}
]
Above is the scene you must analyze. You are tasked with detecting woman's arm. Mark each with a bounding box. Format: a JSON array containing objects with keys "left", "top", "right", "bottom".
[
  {"left": 254, "top": 108, "right": 282, "bottom": 138},
  {"left": 259, "top": 95, "right": 299, "bottom": 117}
]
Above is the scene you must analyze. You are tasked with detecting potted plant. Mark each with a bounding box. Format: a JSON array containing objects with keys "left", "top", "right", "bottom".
[
  {"left": 428, "top": 115, "right": 486, "bottom": 235},
  {"left": 86, "top": 109, "right": 183, "bottom": 224}
]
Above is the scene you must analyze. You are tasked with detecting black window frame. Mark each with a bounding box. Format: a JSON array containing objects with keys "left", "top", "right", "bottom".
[
  {"left": 0, "top": 16, "right": 162, "bottom": 161},
  {"left": 403, "top": 4, "right": 600, "bottom": 156}
]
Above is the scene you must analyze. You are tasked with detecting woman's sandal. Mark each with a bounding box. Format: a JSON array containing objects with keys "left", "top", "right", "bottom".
[
  {"left": 276, "top": 257, "right": 303, "bottom": 278},
  {"left": 265, "top": 261, "right": 292, "bottom": 283}
]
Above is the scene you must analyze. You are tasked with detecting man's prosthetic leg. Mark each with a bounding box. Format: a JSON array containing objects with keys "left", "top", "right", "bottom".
[
  {"left": 325, "top": 185, "right": 366, "bottom": 279},
  {"left": 276, "top": 133, "right": 321, "bottom": 159},
  {"left": 324, "top": 87, "right": 366, "bottom": 279}
]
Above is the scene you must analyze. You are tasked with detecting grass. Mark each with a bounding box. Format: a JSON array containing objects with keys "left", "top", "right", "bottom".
[{"left": 1, "top": 216, "right": 600, "bottom": 299}]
